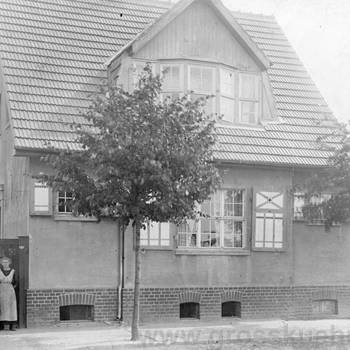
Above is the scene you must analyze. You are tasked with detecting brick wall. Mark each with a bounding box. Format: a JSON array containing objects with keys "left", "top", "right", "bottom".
[
  {"left": 26, "top": 286, "right": 350, "bottom": 326},
  {"left": 26, "top": 288, "right": 118, "bottom": 327},
  {"left": 122, "top": 286, "right": 350, "bottom": 324}
]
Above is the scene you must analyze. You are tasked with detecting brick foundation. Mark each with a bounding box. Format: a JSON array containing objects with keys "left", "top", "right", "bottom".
[
  {"left": 26, "top": 288, "right": 118, "bottom": 327},
  {"left": 122, "top": 286, "right": 350, "bottom": 324}
]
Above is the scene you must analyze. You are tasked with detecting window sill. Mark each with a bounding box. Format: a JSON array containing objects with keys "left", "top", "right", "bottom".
[
  {"left": 54, "top": 214, "right": 98, "bottom": 222},
  {"left": 141, "top": 246, "right": 173, "bottom": 251},
  {"left": 175, "top": 248, "right": 250, "bottom": 256},
  {"left": 30, "top": 212, "right": 52, "bottom": 217},
  {"left": 252, "top": 247, "right": 286, "bottom": 253},
  {"left": 293, "top": 219, "right": 341, "bottom": 227}
]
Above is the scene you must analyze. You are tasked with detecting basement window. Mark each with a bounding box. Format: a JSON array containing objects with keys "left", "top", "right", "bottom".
[
  {"left": 222, "top": 301, "right": 241, "bottom": 318},
  {"left": 60, "top": 305, "right": 93, "bottom": 321},
  {"left": 180, "top": 302, "right": 200, "bottom": 319},
  {"left": 312, "top": 299, "right": 338, "bottom": 316}
]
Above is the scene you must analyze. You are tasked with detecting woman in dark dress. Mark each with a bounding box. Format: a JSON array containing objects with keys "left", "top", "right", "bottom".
[{"left": 0, "top": 257, "right": 17, "bottom": 331}]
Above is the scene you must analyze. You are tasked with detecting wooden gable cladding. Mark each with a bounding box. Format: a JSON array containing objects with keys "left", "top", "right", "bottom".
[{"left": 135, "top": 1, "right": 259, "bottom": 72}]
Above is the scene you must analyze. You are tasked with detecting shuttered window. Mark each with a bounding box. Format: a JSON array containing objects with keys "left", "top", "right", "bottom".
[
  {"left": 254, "top": 191, "right": 284, "bottom": 249},
  {"left": 31, "top": 181, "right": 52, "bottom": 215}
]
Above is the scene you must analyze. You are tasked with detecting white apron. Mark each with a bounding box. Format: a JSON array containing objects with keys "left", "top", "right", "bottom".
[{"left": 0, "top": 269, "right": 17, "bottom": 321}]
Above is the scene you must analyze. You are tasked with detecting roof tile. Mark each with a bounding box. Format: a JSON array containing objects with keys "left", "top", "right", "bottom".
[{"left": 0, "top": 0, "right": 342, "bottom": 167}]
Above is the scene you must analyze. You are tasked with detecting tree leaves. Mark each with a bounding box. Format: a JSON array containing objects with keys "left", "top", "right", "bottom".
[
  {"left": 302, "top": 133, "right": 350, "bottom": 230},
  {"left": 40, "top": 65, "right": 221, "bottom": 226}
]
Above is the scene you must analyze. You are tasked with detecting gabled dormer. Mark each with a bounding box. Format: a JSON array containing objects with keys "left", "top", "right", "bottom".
[{"left": 107, "top": 0, "right": 276, "bottom": 127}]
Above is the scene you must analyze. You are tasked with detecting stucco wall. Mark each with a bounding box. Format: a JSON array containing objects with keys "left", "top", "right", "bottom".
[
  {"left": 124, "top": 165, "right": 295, "bottom": 289},
  {"left": 29, "top": 217, "right": 119, "bottom": 289},
  {"left": 294, "top": 222, "right": 350, "bottom": 285},
  {"left": 28, "top": 157, "right": 119, "bottom": 289}
]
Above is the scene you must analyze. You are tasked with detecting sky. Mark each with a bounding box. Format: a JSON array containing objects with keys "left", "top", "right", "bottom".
[{"left": 221, "top": 0, "right": 350, "bottom": 124}]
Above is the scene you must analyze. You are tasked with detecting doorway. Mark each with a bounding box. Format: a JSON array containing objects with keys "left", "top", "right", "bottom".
[{"left": 0, "top": 237, "right": 29, "bottom": 328}]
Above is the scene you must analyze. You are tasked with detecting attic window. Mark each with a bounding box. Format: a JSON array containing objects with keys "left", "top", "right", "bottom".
[{"left": 239, "top": 73, "right": 259, "bottom": 124}]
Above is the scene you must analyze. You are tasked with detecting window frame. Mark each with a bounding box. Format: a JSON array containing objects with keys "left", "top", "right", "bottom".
[
  {"left": 130, "top": 58, "right": 262, "bottom": 125},
  {"left": 293, "top": 191, "right": 335, "bottom": 225},
  {"left": 252, "top": 190, "right": 286, "bottom": 252},
  {"left": 238, "top": 72, "right": 260, "bottom": 125},
  {"left": 176, "top": 188, "right": 249, "bottom": 252},
  {"left": 30, "top": 180, "right": 52, "bottom": 216},
  {"left": 57, "top": 191, "right": 74, "bottom": 214},
  {"left": 139, "top": 221, "right": 173, "bottom": 250},
  {"left": 219, "top": 67, "right": 236, "bottom": 123}
]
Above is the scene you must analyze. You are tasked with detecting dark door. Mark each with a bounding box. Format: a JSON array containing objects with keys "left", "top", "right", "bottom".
[{"left": 0, "top": 237, "right": 29, "bottom": 328}]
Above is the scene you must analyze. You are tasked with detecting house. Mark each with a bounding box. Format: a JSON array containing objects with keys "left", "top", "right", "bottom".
[{"left": 0, "top": 0, "right": 349, "bottom": 327}]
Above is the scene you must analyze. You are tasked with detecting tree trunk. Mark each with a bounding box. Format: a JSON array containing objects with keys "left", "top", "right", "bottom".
[{"left": 131, "top": 219, "right": 141, "bottom": 341}]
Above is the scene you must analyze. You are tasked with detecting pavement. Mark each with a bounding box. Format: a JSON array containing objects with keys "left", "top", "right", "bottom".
[{"left": 1, "top": 318, "right": 350, "bottom": 349}]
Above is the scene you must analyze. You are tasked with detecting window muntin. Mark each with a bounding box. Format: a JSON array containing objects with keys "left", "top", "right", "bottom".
[
  {"left": 293, "top": 192, "right": 331, "bottom": 223},
  {"left": 161, "top": 64, "right": 183, "bottom": 92},
  {"left": 58, "top": 191, "right": 73, "bottom": 214},
  {"left": 131, "top": 60, "right": 261, "bottom": 125},
  {"left": 220, "top": 68, "right": 235, "bottom": 123},
  {"left": 140, "top": 221, "right": 170, "bottom": 247},
  {"left": 254, "top": 191, "right": 284, "bottom": 249},
  {"left": 177, "top": 189, "right": 246, "bottom": 249},
  {"left": 189, "top": 65, "right": 215, "bottom": 94},
  {"left": 239, "top": 73, "right": 259, "bottom": 124},
  {"left": 34, "top": 182, "right": 50, "bottom": 212}
]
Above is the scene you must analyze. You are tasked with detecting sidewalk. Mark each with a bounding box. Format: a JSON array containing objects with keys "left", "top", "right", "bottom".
[{"left": 1, "top": 318, "right": 350, "bottom": 349}]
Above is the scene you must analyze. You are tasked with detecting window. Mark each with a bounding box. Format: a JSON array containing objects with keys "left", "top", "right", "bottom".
[
  {"left": 60, "top": 305, "right": 93, "bottom": 321},
  {"left": 293, "top": 192, "right": 305, "bottom": 220},
  {"left": 140, "top": 221, "right": 171, "bottom": 247},
  {"left": 222, "top": 301, "right": 241, "bottom": 318},
  {"left": 58, "top": 191, "right": 73, "bottom": 214},
  {"left": 189, "top": 65, "right": 215, "bottom": 115},
  {"left": 177, "top": 189, "right": 247, "bottom": 249},
  {"left": 31, "top": 182, "right": 52, "bottom": 215},
  {"left": 161, "top": 64, "right": 182, "bottom": 92},
  {"left": 254, "top": 191, "right": 284, "bottom": 249},
  {"left": 312, "top": 299, "right": 338, "bottom": 316},
  {"left": 131, "top": 60, "right": 262, "bottom": 125},
  {"left": 220, "top": 68, "right": 235, "bottom": 123},
  {"left": 180, "top": 302, "right": 200, "bottom": 319},
  {"left": 239, "top": 73, "right": 259, "bottom": 124},
  {"left": 129, "top": 61, "right": 155, "bottom": 90},
  {"left": 293, "top": 192, "right": 331, "bottom": 223},
  {"left": 34, "top": 182, "right": 50, "bottom": 212}
]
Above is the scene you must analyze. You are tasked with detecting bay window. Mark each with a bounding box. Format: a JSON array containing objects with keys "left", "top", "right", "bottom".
[
  {"left": 129, "top": 60, "right": 262, "bottom": 125},
  {"left": 177, "top": 189, "right": 247, "bottom": 249}
]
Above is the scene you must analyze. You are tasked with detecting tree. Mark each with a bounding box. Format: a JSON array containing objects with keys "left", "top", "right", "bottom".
[
  {"left": 301, "top": 128, "right": 350, "bottom": 230},
  {"left": 40, "top": 66, "right": 221, "bottom": 340}
]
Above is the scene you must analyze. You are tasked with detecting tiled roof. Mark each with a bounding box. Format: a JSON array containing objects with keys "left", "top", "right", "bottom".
[{"left": 0, "top": 0, "right": 342, "bottom": 167}]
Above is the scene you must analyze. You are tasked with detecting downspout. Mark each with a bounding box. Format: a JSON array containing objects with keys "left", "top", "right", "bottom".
[
  {"left": 117, "top": 221, "right": 125, "bottom": 321},
  {"left": 0, "top": 184, "right": 3, "bottom": 238}
]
